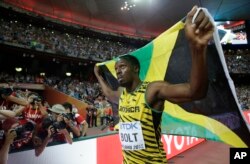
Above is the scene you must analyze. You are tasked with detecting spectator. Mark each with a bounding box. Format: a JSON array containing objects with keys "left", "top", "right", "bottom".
[
  {"left": 47, "top": 104, "right": 73, "bottom": 144},
  {"left": 0, "top": 118, "right": 33, "bottom": 153},
  {"left": 62, "top": 102, "right": 81, "bottom": 138},
  {"left": 15, "top": 92, "right": 47, "bottom": 125},
  {"left": 86, "top": 105, "right": 93, "bottom": 128},
  {"left": 0, "top": 119, "right": 17, "bottom": 164},
  {"left": 72, "top": 107, "right": 88, "bottom": 137},
  {"left": 94, "top": 95, "right": 106, "bottom": 126},
  {"left": 0, "top": 83, "right": 28, "bottom": 108}
]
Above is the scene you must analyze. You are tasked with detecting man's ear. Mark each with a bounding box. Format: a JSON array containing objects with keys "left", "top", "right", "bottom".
[{"left": 133, "top": 65, "right": 139, "bottom": 74}]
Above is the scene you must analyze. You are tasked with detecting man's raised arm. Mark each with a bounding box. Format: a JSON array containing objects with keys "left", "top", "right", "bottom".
[
  {"left": 147, "top": 6, "right": 214, "bottom": 105},
  {"left": 94, "top": 65, "right": 121, "bottom": 104}
]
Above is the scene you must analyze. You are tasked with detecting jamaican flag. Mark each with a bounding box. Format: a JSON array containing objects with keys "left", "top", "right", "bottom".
[{"left": 97, "top": 10, "right": 250, "bottom": 148}]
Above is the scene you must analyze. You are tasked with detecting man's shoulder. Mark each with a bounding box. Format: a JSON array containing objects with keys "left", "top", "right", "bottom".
[
  {"left": 145, "top": 81, "right": 161, "bottom": 90},
  {"left": 147, "top": 80, "right": 168, "bottom": 86},
  {"left": 145, "top": 81, "right": 167, "bottom": 96}
]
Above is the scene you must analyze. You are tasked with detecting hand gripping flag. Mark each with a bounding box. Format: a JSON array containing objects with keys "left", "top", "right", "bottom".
[{"left": 96, "top": 8, "right": 250, "bottom": 148}]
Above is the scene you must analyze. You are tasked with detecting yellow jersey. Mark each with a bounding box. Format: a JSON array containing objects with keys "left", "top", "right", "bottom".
[{"left": 119, "top": 81, "right": 167, "bottom": 164}]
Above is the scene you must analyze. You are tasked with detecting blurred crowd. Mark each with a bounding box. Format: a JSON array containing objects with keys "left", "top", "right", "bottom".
[
  {"left": 47, "top": 77, "right": 101, "bottom": 104},
  {"left": 1, "top": 61, "right": 250, "bottom": 110},
  {"left": 1, "top": 17, "right": 250, "bottom": 74},
  {"left": 0, "top": 18, "right": 137, "bottom": 61},
  {"left": 1, "top": 17, "right": 250, "bottom": 75},
  {"left": 0, "top": 72, "right": 101, "bottom": 104},
  {"left": 235, "top": 85, "right": 250, "bottom": 110},
  {"left": 224, "top": 49, "right": 250, "bottom": 74}
]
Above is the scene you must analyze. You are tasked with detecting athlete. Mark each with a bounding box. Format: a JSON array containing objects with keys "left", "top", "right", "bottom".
[{"left": 94, "top": 6, "right": 214, "bottom": 163}]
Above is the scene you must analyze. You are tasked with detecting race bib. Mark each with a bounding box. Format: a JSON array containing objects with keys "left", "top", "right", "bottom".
[{"left": 119, "top": 121, "right": 145, "bottom": 150}]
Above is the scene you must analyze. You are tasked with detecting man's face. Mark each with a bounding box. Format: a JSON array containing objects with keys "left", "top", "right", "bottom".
[
  {"left": 115, "top": 59, "right": 136, "bottom": 87},
  {"left": 51, "top": 112, "right": 59, "bottom": 120},
  {"left": 65, "top": 108, "right": 71, "bottom": 114}
]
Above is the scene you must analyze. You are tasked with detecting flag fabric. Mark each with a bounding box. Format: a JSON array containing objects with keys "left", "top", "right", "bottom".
[{"left": 97, "top": 9, "right": 250, "bottom": 148}]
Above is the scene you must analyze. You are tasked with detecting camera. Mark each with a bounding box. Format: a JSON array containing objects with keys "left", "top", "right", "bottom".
[
  {"left": 42, "top": 117, "right": 67, "bottom": 135},
  {"left": 52, "top": 121, "right": 67, "bottom": 130},
  {"left": 61, "top": 113, "right": 74, "bottom": 120},
  {"left": 11, "top": 122, "right": 34, "bottom": 139},
  {"left": 30, "top": 96, "right": 42, "bottom": 105}
]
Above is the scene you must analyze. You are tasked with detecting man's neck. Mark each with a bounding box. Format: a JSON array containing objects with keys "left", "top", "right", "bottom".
[{"left": 126, "top": 79, "right": 142, "bottom": 93}]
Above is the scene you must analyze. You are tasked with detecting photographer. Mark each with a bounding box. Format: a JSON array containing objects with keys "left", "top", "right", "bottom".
[
  {"left": 32, "top": 104, "right": 73, "bottom": 157},
  {"left": 0, "top": 83, "right": 29, "bottom": 108},
  {"left": 62, "top": 102, "right": 83, "bottom": 138},
  {"left": 0, "top": 85, "right": 29, "bottom": 121},
  {"left": 15, "top": 92, "right": 48, "bottom": 125},
  {"left": 32, "top": 128, "right": 52, "bottom": 157},
  {"left": 63, "top": 102, "right": 88, "bottom": 137},
  {"left": 0, "top": 118, "right": 34, "bottom": 163},
  {"left": 32, "top": 117, "right": 56, "bottom": 157},
  {"left": 47, "top": 104, "right": 72, "bottom": 144}
]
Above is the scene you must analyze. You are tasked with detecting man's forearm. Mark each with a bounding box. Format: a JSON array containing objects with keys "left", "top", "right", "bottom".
[
  {"left": 96, "top": 75, "right": 113, "bottom": 97},
  {"left": 5, "top": 95, "right": 29, "bottom": 106},
  {"left": 82, "top": 123, "right": 88, "bottom": 136},
  {"left": 35, "top": 136, "right": 51, "bottom": 157},
  {"left": 0, "top": 141, "right": 12, "bottom": 164},
  {"left": 95, "top": 74, "right": 119, "bottom": 103},
  {"left": 60, "top": 129, "right": 73, "bottom": 144},
  {"left": 14, "top": 106, "right": 25, "bottom": 116},
  {"left": 39, "top": 106, "right": 48, "bottom": 116},
  {"left": 69, "top": 123, "right": 81, "bottom": 137},
  {"left": 0, "top": 110, "right": 16, "bottom": 118},
  {"left": 189, "top": 44, "right": 208, "bottom": 99}
]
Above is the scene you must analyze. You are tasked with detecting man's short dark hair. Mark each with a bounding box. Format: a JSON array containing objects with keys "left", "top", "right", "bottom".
[
  {"left": 119, "top": 55, "right": 140, "bottom": 74},
  {"left": 62, "top": 102, "right": 73, "bottom": 112}
]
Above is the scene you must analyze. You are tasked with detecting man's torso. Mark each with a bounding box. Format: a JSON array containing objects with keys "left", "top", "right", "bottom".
[{"left": 118, "top": 81, "right": 167, "bottom": 163}]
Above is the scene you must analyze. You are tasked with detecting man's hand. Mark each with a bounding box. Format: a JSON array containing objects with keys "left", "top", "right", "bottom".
[
  {"left": 58, "top": 128, "right": 73, "bottom": 144},
  {"left": 5, "top": 129, "right": 17, "bottom": 144},
  {"left": 47, "top": 125, "right": 53, "bottom": 138},
  {"left": 185, "top": 6, "right": 214, "bottom": 49},
  {"left": 63, "top": 117, "right": 72, "bottom": 127}
]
